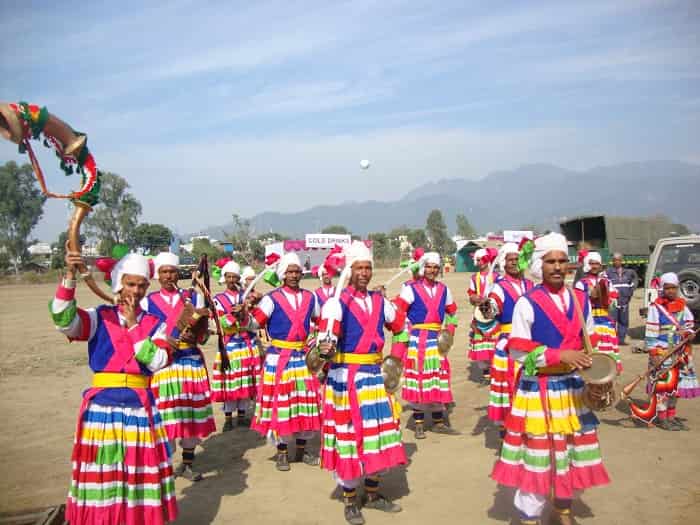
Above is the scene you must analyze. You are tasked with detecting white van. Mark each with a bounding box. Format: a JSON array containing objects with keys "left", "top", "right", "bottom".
[{"left": 642, "top": 235, "right": 700, "bottom": 319}]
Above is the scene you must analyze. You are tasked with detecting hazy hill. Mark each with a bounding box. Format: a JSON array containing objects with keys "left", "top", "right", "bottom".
[{"left": 196, "top": 161, "right": 700, "bottom": 239}]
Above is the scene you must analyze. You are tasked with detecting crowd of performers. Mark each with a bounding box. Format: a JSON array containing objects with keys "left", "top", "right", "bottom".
[{"left": 50, "top": 233, "right": 697, "bottom": 525}]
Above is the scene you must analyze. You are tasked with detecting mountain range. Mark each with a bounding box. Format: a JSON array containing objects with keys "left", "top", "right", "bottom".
[{"left": 194, "top": 161, "right": 700, "bottom": 239}]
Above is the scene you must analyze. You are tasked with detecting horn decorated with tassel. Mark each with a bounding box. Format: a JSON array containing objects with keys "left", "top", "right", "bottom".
[{"left": 0, "top": 102, "right": 112, "bottom": 302}]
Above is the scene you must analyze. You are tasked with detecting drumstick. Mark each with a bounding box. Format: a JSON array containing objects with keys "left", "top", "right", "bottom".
[{"left": 569, "top": 286, "right": 594, "bottom": 356}]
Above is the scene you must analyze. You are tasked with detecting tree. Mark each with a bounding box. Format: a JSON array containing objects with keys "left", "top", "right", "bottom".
[
  {"left": 456, "top": 213, "right": 477, "bottom": 238},
  {"left": 84, "top": 172, "right": 142, "bottom": 255},
  {"left": 191, "top": 238, "right": 220, "bottom": 260},
  {"left": 249, "top": 239, "right": 265, "bottom": 262},
  {"left": 0, "top": 161, "right": 47, "bottom": 274},
  {"left": 226, "top": 213, "right": 253, "bottom": 262},
  {"left": 425, "top": 209, "right": 455, "bottom": 256},
  {"left": 322, "top": 225, "right": 350, "bottom": 235},
  {"left": 671, "top": 223, "right": 691, "bottom": 236},
  {"left": 132, "top": 223, "right": 173, "bottom": 254},
  {"left": 406, "top": 229, "right": 429, "bottom": 250},
  {"left": 368, "top": 232, "right": 401, "bottom": 266}
]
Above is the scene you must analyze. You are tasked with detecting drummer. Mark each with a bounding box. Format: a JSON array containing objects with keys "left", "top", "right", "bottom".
[
  {"left": 575, "top": 251, "right": 622, "bottom": 373},
  {"left": 393, "top": 251, "right": 459, "bottom": 439}
]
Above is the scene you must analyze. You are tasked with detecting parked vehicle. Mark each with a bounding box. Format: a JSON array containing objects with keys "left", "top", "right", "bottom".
[
  {"left": 560, "top": 214, "right": 679, "bottom": 285},
  {"left": 641, "top": 235, "right": 700, "bottom": 319},
  {"left": 178, "top": 255, "right": 198, "bottom": 279}
]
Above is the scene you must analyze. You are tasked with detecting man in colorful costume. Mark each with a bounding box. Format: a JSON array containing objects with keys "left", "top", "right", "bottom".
[
  {"left": 393, "top": 251, "right": 459, "bottom": 439},
  {"left": 212, "top": 260, "right": 261, "bottom": 431},
  {"left": 51, "top": 252, "right": 178, "bottom": 525},
  {"left": 468, "top": 248, "right": 499, "bottom": 383},
  {"left": 575, "top": 251, "right": 622, "bottom": 373},
  {"left": 318, "top": 241, "right": 408, "bottom": 525},
  {"left": 491, "top": 233, "right": 610, "bottom": 525},
  {"left": 486, "top": 243, "right": 534, "bottom": 433},
  {"left": 639, "top": 272, "right": 696, "bottom": 430},
  {"left": 245, "top": 253, "right": 322, "bottom": 470},
  {"left": 315, "top": 265, "right": 337, "bottom": 307},
  {"left": 143, "top": 252, "right": 216, "bottom": 481}
]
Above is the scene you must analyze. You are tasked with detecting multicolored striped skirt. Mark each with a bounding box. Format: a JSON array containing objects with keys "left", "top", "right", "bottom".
[
  {"left": 321, "top": 363, "right": 407, "bottom": 481},
  {"left": 66, "top": 392, "right": 177, "bottom": 525},
  {"left": 487, "top": 337, "right": 520, "bottom": 424},
  {"left": 402, "top": 329, "right": 453, "bottom": 405},
  {"left": 678, "top": 355, "right": 700, "bottom": 399},
  {"left": 151, "top": 348, "right": 216, "bottom": 441},
  {"left": 491, "top": 372, "right": 610, "bottom": 499},
  {"left": 592, "top": 308, "right": 621, "bottom": 373},
  {"left": 211, "top": 335, "right": 261, "bottom": 403},
  {"left": 468, "top": 318, "right": 498, "bottom": 362},
  {"left": 251, "top": 346, "right": 321, "bottom": 438}
]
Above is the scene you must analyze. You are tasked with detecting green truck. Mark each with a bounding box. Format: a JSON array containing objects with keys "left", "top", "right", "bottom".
[{"left": 559, "top": 215, "right": 679, "bottom": 283}]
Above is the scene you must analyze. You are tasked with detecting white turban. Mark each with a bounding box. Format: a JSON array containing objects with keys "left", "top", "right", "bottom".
[
  {"left": 582, "top": 251, "right": 602, "bottom": 273},
  {"left": 419, "top": 251, "right": 440, "bottom": 276},
  {"left": 530, "top": 233, "right": 568, "bottom": 281},
  {"left": 111, "top": 253, "right": 151, "bottom": 293},
  {"left": 277, "top": 252, "right": 302, "bottom": 280},
  {"left": 219, "top": 260, "right": 241, "bottom": 283},
  {"left": 660, "top": 272, "right": 679, "bottom": 287},
  {"left": 241, "top": 266, "right": 256, "bottom": 281},
  {"left": 345, "top": 240, "right": 373, "bottom": 266},
  {"left": 154, "top": 252, "right": 179, "bottom": 274},
  {"left": 473, "top": 248, "right": 487, "bottom": 263},
  {"left": 497, "top": 243, "right": 519, "bottom": 271}
]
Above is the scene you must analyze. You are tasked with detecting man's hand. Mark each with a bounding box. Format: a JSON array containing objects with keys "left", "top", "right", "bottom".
[
  {"left": 64, "top": 243, "right": 84, "bottom": 281},
  {"left": 559, "top": 350, "right": 592, "bottom": 370},
  {"left": 121, "top": 294, "right": 139, "bottom": 328},
  {"left": 469, "top": 295, "right": 483, "bottom": 307},
  {"left": 318, "top": 340, "right": 336, "bottom": 358}
]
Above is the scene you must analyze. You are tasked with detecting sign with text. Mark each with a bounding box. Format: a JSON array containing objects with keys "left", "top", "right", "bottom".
[
  {"left": 305, "top": 234, "right": 352, "bottom": 248},
  {"left": 503, "top": 230, "right": 534, "bottom": 243}
]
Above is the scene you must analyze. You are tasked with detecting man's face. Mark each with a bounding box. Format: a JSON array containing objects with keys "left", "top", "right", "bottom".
[
  {"left": 504, "top": 253, "right": 520, "bottom": 278},
  {"left": 423, "top": 262, "right": 440, "bottom": 282},
  {"left": 478, "top": 259, "right": 489, "bottom": 272},
  {"left": 350, "top": 261, "right": 373, "bottom": 291},
  {"left": 120, "top": 274, "right": 150, "bottom": 302},
  {"left": 244, "top": 275, "right": 255, "bottom": 289},
  {"left": 588, "top": 261, "right": 602, "bottom": 275},
  {"left": 158, "top": 266, "right": 179, "bottom": 291},
  {"left": 542, "top": 250, "right": 569, "bottom": 289},
  {"left": 663, "top": 283, "right": 679, "bottom": 300},
  {"left": 225, "top": 272, "right": 241, "bottom": 291},
  {"left": 284, "top": 264, "right": 302, "bottom": 289},
  {"left": 612, "top": 257, "right": 622, "bottom": 269},
  {"left": 322, "top": 275, "right": 332, "bottom": 286}
]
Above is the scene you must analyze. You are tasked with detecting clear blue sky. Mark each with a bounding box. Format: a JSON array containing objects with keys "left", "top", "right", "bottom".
[{"left": 1, "top": 0, "right": 698, "bottom": 241}]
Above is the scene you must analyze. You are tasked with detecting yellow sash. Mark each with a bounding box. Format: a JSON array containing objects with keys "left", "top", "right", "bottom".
[
  {"left": 332, "top": 353, "right": 382, "bottom": 365},
  {"left": 412, "top": 323, "right": 442, "bottom": 331},
  {"left": 270, "top": 339, "right": 305, "bottom": 350},
  {"left": 592, "top": 308, "right": 609, "bottom": 317},
  {"left": 499, "top": 323, "right": 512, "bottom": 334},
  {"left": 92, "top": 372, "right": 150, "bottom": 389}
]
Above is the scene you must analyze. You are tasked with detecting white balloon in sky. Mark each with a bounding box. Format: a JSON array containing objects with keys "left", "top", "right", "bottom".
[{"left": 360, "top": 159, "right": 371, "bottom": 170}]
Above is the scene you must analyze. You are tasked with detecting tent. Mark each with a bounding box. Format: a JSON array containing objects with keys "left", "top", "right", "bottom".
[{"left": 264, "top": 234, "right": 373, "bottom": 273}]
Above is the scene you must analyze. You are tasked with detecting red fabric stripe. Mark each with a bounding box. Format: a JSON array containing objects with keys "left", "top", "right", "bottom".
[
  {"left": 507, "top": 337, "right": 540, "bottom": 352},
  {"left": 55, "top": 284, "right": 76, "bottom": 301}
]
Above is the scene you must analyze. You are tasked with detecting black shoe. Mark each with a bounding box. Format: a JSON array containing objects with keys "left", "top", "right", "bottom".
[
  {"left": 670, "top": 418, "right": 689, "bottom": 431},
  {"left": 344, "top": 503, "right": 365, "bottom": 525},
  {"left": 174, "top": 463, "right": 203, "bottom": 482},
  {"left": 363, "top": 494, "right": 402, "bottom": 513},
  {"left": 655, "top": 419, "right": 680, "bottom": 431},
  {"left": 414, "top": 422, "right": 426, "bottom": 440},
  {"left": 276, "top": 452, "right": 291, "bottom": 471},
  {"left": 430, "top": 422, "right": 460, "bottom": 435},
  {"left": 222, "top": 419, "right": 234, "bottom": 432},
  {"left": 294, "top": 450, "right": 320, "bottom": 466}
]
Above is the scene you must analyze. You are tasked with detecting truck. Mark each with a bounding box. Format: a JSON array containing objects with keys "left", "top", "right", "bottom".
[
  {"left": 642, "top": 235, "right": 700, "bottom": 321},
  {"left": 559, "top": 214, "right": 679, "bottom": 284}
]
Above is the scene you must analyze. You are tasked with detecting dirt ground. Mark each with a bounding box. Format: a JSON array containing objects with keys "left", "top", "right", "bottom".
[{"left": 1, "top": 269, "right": 699, "bottom": 524}]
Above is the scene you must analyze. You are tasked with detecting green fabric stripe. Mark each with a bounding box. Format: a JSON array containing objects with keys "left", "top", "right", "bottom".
[
  {"left": 159, "top": 407, "right": 214, "bottom": 422},
  {"left": 96, "top": 443, "right": 125, "bottom": 464},
  {"left": 135, "top": 339, "right": 158, "bottom": 366},
  {"left": 524, "top": 345, "right": 547, "bottom": 376},
  {"left": 392, "top": 331, "right": 409, "bottom": 343},
  {"left": 69, "top": 482, "right": 176, "bottom": 502},
  {"left": 445, "top": 314, "right": 458, "bottom": 326},
  {"left": 49, "top": 299, "right": 77, "bottom": 327}
]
